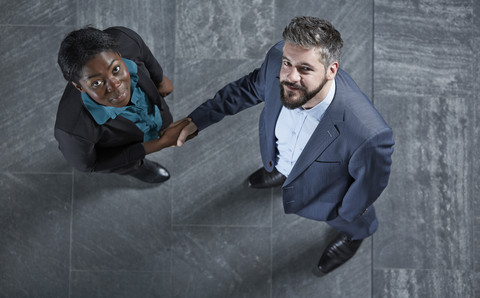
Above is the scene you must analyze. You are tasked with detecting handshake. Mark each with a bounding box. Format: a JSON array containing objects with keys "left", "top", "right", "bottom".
[{"left": 146, "top": 118, "right": 199, "bottom": 153}]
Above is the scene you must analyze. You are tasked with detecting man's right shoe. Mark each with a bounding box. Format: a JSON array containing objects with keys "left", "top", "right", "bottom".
[
  {"left": 128, "top": 159, "right": 170, "bottom": 183},
  {"left": 248, "top": 167, "right": 286, "bottom": 188},
  {"left": 313, "top": 233, "right": 364, "bottom": 277}
]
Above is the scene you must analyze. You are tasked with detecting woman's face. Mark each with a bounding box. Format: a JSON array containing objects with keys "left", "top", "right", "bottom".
[{"left": 73, "top": 51, "right": 131, "bottom": 107}]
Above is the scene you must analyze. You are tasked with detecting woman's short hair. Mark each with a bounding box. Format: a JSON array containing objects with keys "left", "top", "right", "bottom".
[{"left": 57, "top": 27, "right": 119, "bottom": 83}]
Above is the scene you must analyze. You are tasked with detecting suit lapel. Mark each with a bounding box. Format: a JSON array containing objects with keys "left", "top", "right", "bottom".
[
  {"left": 283, "top": 89, "right": 345, "bottom": 186},
  {"left": 284, "top": 113, "right": 340, "bottom": 185}
]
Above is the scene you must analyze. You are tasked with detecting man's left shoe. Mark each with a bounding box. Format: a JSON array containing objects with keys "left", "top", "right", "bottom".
[
  {"left": 247, "top": 167, "right": 286, "bottom": 188},
  {"left": 314, "top": 233, "right": 363, "bottom": 276}
]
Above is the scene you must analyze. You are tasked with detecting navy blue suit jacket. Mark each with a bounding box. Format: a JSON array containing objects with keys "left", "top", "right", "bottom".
[{"left": 189, "top": 41, "right": 394, "bottom": 223}]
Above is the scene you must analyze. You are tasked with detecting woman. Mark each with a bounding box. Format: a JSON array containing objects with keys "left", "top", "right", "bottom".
[{"left": 55, "top": 26, "right": 191, "bottom": 183}]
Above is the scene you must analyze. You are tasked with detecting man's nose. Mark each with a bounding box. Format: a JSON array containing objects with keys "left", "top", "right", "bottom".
[{"left": 286, "top": 68, "right": 301, "bottom": 82}]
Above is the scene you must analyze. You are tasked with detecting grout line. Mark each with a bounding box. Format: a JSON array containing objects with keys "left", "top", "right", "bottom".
[
  {"left": 372, "top": 267, "right": 475, "bottom": 273},
  {"left": 68, "top": 172, "right": 74, "bottom": 298},
  {"left": 270, "top": 187, "right": 274, "bottom": 298},
  {"left": 371, "top": 0, "right": 376, "bottom": 107},
  {"left": 0, "top": 24, "right": 75, "bottom": 27},
  {"left": 171, "top": 223, "right": 271, "bottom": 228},
  {"left": 371, "top": 1, "right": 376, "bottom": 297},
  {"left": 70, "top": 269, "right": 172, "bottom": 273},
  {"left": 2, "top": 171, "right": 73, "bottom": 175}
]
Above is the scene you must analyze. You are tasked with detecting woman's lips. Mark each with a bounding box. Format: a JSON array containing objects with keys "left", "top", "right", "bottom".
[{"left": 110, "top": 90, "right": 127, "bottom": 104}]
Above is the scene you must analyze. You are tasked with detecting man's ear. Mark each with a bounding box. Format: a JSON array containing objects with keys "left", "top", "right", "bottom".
[
  {"left": 327, "top": 62, "right": 339, "bottom": 80},
  {"left": 72, "top": 81, "right": 84, "bottom": 92}
]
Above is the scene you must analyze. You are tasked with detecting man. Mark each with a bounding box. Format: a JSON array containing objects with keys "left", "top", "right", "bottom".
[
  {"left": 177, "top": 17, "right": 394, "bottom": 275},
  {"left": 55, "top": 27, "right": 189, "bottom": 183}
]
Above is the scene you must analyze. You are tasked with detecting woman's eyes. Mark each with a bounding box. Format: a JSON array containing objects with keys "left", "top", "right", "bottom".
[
  {"left": 89, "top": 65, "right": 122, "bottom": 88},
  {"left": 91, "top": 80, "right": 103, "bottom": 88}
]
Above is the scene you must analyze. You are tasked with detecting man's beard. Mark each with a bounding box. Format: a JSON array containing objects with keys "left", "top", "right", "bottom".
[{"left": 280, "top": 78, "right": 327, "bottom": 109}]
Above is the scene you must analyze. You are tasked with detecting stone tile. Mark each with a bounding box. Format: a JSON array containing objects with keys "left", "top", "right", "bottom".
[
  {"left": 171, "top": 226, "right": 271, "bottom": 298},
  {"left": 175, "top": 0, "right": 275, "bottom": 59},
  {"left": 373, "top": 1, "right": 475, "bottom": 271},
  {"left": 71, "top": 271, "right": 171, "bottom": 298},
  {"left": 171, "top": 57, "right": 271, "bottom": 226},
  {"left": 374, "top": 0, "right": 473, "bottom": 101},
  {"left": 169, "top": 107, "right": 270, "bottom": 225},
  {"left": 373, "top": 269, "right": 476, "bottom": 298},
  {"left": 0, "top": 26, "right": 74, "bottom": 172},
  {"left": 0, "top": 0, "right": 75, "bottom": 25},
  {"left": 171, "top": 175, "right": 271, "bottom": 226},
  {"left": 275, "top": 0, "right": 374, "bottom": 97},
  {"left": 0, "top": 173, "right": 71, "bottom": 297},
  {"left": 271, "top": 188, "right": 371, "bottom": 298},
  {"left": 71, "top": 172, "right": 171, "bottom": 271},
  {"left": 474, "top": 272, "right": 480, "bottom": 298},
  {"left": 473, "top": 0, "right": 480, "bottom": 275},
  {"left": 374, "top": 96, "right": 474, "bottom": 270},
  {"left": 77, "top": 0, "right": 176, "bottom": 79},
  {"left": 172, "top": 58, "right": 263, "bottom": 119}
]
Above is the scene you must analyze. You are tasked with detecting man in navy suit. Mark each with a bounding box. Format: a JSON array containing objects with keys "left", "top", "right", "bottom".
[{"left": 177, "top": 17, "right": 394, "bottom": 275}]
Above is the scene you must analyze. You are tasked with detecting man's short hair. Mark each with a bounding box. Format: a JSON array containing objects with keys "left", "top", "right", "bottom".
[
  {"left": 282, "top": 16, "right": 343, "bottom": 67},
  {"left": 57, "top": 27, "right": 119, "bottom": 83}
]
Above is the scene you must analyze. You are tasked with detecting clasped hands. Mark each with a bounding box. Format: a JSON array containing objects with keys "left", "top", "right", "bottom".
[{"left": 144, "top": 118, "right": 198, "bottom": 154}]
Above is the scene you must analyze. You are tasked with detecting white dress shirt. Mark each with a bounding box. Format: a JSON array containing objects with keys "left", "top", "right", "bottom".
[{"left": 275, "top": 80, "right": 336, "bottom": 177}]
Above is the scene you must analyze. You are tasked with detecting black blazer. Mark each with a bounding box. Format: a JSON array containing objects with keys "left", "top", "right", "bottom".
[{"left": 54, "top": 27, "right": 173, "bottom": 173}]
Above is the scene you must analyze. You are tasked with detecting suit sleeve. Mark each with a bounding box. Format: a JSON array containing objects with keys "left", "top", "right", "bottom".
[
  {"left": 187, "top": 47, "right": 276, "bottom": 131},
  {"left": 338, "top": 127, "right": 394, "bottom": 222}
]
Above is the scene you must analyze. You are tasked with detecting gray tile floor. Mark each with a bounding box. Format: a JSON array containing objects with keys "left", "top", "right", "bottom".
[{"left": 1, "top": 0, "right": 479, "bottom": 297}]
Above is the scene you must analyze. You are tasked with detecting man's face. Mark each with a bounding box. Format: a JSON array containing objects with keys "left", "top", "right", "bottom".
[
  {"left": 73, "top": 51, "right": 131, "bottom": 107},
  {"left": 280, "top": 43, "right": 334, "bottom": 109}
]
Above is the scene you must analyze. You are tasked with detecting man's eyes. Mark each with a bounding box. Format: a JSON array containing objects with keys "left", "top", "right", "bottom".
[{"left": 113, "top": 65, "right": 121, "bottom": 74}]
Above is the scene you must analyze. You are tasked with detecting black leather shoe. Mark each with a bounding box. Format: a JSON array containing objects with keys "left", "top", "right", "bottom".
[
  {"left": 128, "top": 159, "right": 170, "bottom": 183},
  {"left": 314, "top": 234, "right": 363, "bottom": 276},
  {"left": 248, "top": 167, "right": 286, "bottom": 188}
]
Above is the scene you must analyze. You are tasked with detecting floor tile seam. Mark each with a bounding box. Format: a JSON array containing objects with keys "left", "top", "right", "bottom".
[
  {"left": 2, "top": 171, "right": 73, "bottom": 175},
  {"left": 171, "top": 224, "right": 271, "bottom": 228},
  {"left": 372, "top": 267, "right": 477, "bottom": 273},
  {"left": 269, "top": 188, "right": 273, "bottom": 298},
  {"left": 68, "top": 173, "right": 74, "bottom": 298},
  {"left": 0, "top": 24, "right": 76, "bottom": 28},
  {"left": 70, "top": 269, "right": 171, "bottom": 273}
]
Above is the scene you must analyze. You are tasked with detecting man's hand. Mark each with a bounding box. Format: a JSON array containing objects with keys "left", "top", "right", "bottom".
[
  {"left": 177, "top": 118, "right": 198, "bottom": 147},
  {"left": 157, "top": 75, "right": 174, "bottom": 97},
  {"left": 159, "top": 119, "right": 192, "bottom": 148},
  {"left": 143, "top": 119, "right": 191, "bottom": 154}
]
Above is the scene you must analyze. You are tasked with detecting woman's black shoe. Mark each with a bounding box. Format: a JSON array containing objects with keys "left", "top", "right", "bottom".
[{"left": 128, "top": 159, "right": 170, "bottom": 183}]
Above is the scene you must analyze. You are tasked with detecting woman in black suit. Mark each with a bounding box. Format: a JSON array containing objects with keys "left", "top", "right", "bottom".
[{"left": 55, "top": 26, "right": 190, "bottom": 183}]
